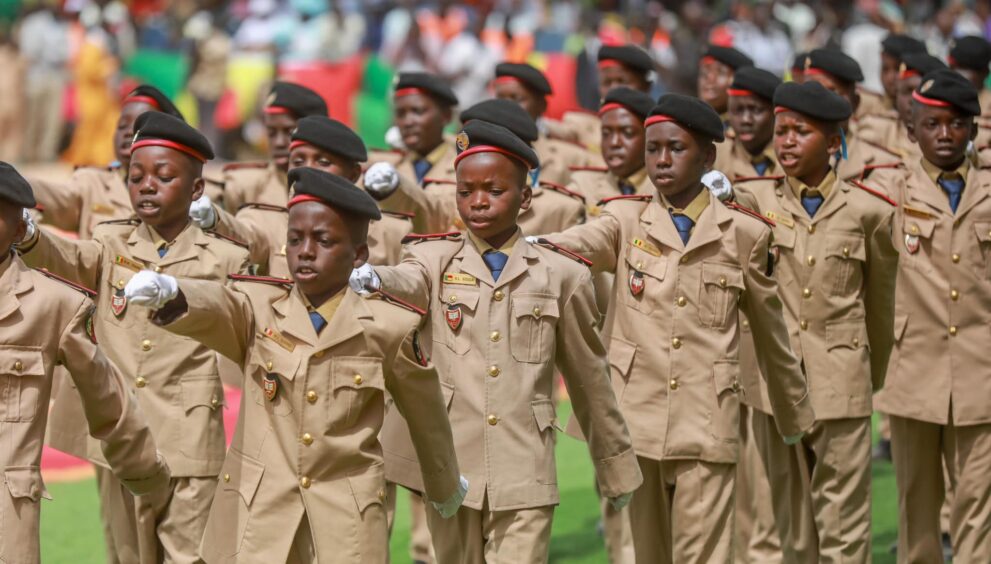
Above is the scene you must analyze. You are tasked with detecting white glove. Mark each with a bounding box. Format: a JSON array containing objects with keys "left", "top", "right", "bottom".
[
  {"left": 524, "top": 235, "right": 540, "bottom": 245},
  {"left": 702, "top": 170, "right": 733, "bottom": 202},
  {"left": 385, "top": 125, "right": 406, "bottom": 151},
  {"left": 609, "top": 491, "right": 634, "bottom": 510},
  {"left": 783, "top": 432, "right": 805, "bottom": 445},
  {"left": 431, "top": 475, "right": 469, "bottom": 519},
  {"left": 20, "top": 208, "right": 36, "bottom": 243},
  {"left": 348, "top": 263, "right": 381, "bottom": 296},
  {"left": 364, "top": 162, "right": 400, "bottom": 199},
  {"left": 124, "top": 270, "right": 179, "bottom": 310},
  {"left": 189, "top": 195, "right": 217, "bottom": 230}
]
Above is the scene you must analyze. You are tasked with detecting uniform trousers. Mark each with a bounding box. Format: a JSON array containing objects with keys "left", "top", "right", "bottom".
[
  {"left": 384, "top": 481, "right": 435, "bottom": 563},
  {"left": 600, "top": 496, "right": 634, "bottom": 564},
  {"left": 734, "top": 406, "right": 782, "bottom": 563}
]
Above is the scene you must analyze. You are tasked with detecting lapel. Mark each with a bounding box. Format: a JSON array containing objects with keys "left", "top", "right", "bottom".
[
  {"left": 272, "top": 287, "right": 318, "bottom": 347},
  {"left": 0, "top": 255, "right": 30, "bottom": 322},
  {"left": 683, "top": 193, "right": 728, "bottom": 254},
  {"left": 905, "top": 159, "right": 952, "bottom": 216},
  {"left": 157, "top": 225, "right": 209, "bottom": 268},
  {"left": 453, "top": 239, "right": 495, "bottom": 287},
  {"left": 953, "top": 165, "right": 991, "bottom": 220},
  {"left": 809, "top": 176, "right": 848, "bottom": 225},
  {"left": 126, "top": 223, "right": 166, "bottom": 265},
  {"left": 316, "top": 290, "right": 370, "bottom": 351},
  {"left": 491, "top": 237, "right": 539, "bottom": 289},
  {"left": 427, "top": 140, "right": 456, "bottom": 179},
  {"left": 773, "top": 179, "right": 808, "bottom": 224},
  {"left": 642, "top": 198, "right": 689, "bottom": 252}
]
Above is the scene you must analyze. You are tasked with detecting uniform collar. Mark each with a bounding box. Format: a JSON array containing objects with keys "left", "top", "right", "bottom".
[
  {"left": 921, "top": 157, "right": 970, "bottom": 187},
  {"left": 415, "top": 140, "right": 451, "bottom": 166},
  {"left": 787, "top": 169, "right": 837, "bottom": 200},
  {"left": 748, "top": 143, "right": 777, "bottom": 172},
  {"left": 467, "top": 227, "right": 520, "bottom": 255},
  {"left": 659, "top": 187, "right": 709, "bottom": 223},
  {"left": 623, "top": 167, "right": 648, "bottom": 189},
  {"left": 302, "top": 287, "right": 347, "bottom": 325}
]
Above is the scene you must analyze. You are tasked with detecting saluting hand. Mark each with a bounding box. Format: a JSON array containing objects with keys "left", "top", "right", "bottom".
[
  {"left": 18, "top": 208, "right": 36, "bottom": 244},
  {"left": 125, "top": 270, "right": 179, "bottom": 310},
  {"left": 348, "top": 263, "right": 381, "bottom": 296},
  {"left": 702, "top": 170, "right": 734, "bottom": 202},
  {"left": 189, "top": 195, "right": 217, "bottom": 230},
  {"left": 363, "top": 162, "right": 401, "bottom": 199}
]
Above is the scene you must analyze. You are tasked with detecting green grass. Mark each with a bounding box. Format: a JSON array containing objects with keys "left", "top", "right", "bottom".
[{"left": 41, "top": 406, "right": 900, "bottom": 563}]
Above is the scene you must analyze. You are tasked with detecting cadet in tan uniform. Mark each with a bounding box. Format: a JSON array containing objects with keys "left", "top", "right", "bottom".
[
  {"left": 543, "top": 95, "right": 814, "bottom": 563},
  {"left": 698, "top": 45, "right": 754, "bottom": 127},
  {"left": 864, "top": 70, "right": 991, "bottom": 564},
  {"left": 221, "top": 82, "right": 328, "bottom": 213},
  {"left": 27, "top": 85, "right": 184, "bottom": 240},
  {"left": 731, "top": 82, "right": 898, "bottom": 563},
  {"left": 18, "top": 112, "right": 250, "bottom": 564},
  {"left": 0, "top": 166, "right": 170, "bottom": 564},
  {"left": 948, "top": 36, "right": 991, "bottom": 149},
  {"left": 714, "top": 66, "right": 781, "bottom": 181}
]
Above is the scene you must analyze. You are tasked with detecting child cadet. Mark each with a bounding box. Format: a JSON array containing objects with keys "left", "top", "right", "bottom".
[
  {"left": 697, "top": 45, "right": 755, "bottom": 124},
  {"left": 537, "top": 94, "right": 814, "bottom": 562},
  {"left": 713, "top": 66, "right": 782, "bottom": 181},
  {"left": 948, "top": 35, "right": 991, "bottom": 148},
  {"left": 351, "top": 120, "right": 642, "bottom": 562},
  {"left": 0, "top": 165, "right": 169, "bottom": 564},
  {"left": 731, "top": 81, "right": 899, "bottom": 563},
  {"left": 855, "top": 34, "right": 927, "bottom": 125},
  {"left": 17, "top": 112, "right": 250, "bottom": 564},
  {"left": 860, "top": 69, "right": 991, "bottom": 564},
  {"left": 125, "top": 166, "right": 464, "bottom": 563}
]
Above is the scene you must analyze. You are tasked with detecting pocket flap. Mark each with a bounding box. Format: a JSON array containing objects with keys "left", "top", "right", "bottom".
[
  {"left": 825, "top": 233, "right": 867, "bottom": 260},
  {"left": 625, "top": 247, "right": 667, "bottom": 281},
  {"left": 974, "top": 222, "right": 991, "bottom": 243},
  {"left": 903, "top": 216, "right": 936, "bottom": 239},
  {"left": 894, "top": 312, "right": 909, "bottom": 341},
  {"left": 701, "top": 262, "right": 744, "bottom": 290},
  {"left": 608, "top": 337, "right": 637, "bottom": 377},
  {"left": 221, "top": 449, "right": 265, "bottom": 506},
  {"left": 532, "top": 399, "right": 559, "bottom": 432},
  {"left": 439, "top": 285, "right": 480, "bottom": 311},
  {"left": 511, "top": 295, "right": 560, "bottom": 320},
  {"left": 348, "top": 470, "right": 387, "bottom": 512},
  {"left": 248, "top": 346, "right": 300, "bottom": 382},
  {"left": 180, "top": 378, "right": 225, "bottom": 413},
  {"left": 333, "top": 358, "right": 385, "bottom": 390},
  {"left": 105, "top": 265, "right": 135, "bottom": 292},
  {"left": 5, "top": 466, "right": 51, "bottom": 501},
  {"left": 0, "top": 346, "right": 44, "bottom": 376},
  {"left": 825, "top": 319, "right": 868, "bottom": 350},
  {"left": 712, "top": 361, "right": 741, "bottom": 394}
]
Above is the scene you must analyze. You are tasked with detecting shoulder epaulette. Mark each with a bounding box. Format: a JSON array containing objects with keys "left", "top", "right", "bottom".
[
  {"left": 723, "top": 201, "right": 775, "bottom": 228},
  {"left": 227, "top": 274, "right": 293, "bottom": 288},
  {"left": 859, "top": 138, "right": 902, "bottom": 158},
  {"left": 569, "top": 165, "right": 608, "bottom": 173},
  {"left": 850, "top": 180, "right": 897, "bottom": 206},
  {"left": 733, "top": 174, "right": 784, "bottom": 183},
  {"left": 206, "top": 230, "right": 249, "bottom": 249},
  {"left": 223, "top": 161, "right": 268, "bottom": 172},
  {"left": 423, "top": 178, "right": 456, "bottom": 186},
  {"left": 859, "top": 162, "right": 903, "bottom": 180},
  {"left": 237, "top": 202, "right": 288, "bottom": 213},
  {"left": 97, "top": 218, "right": 140, "bottom": 227},
  {"left": 34, "top": 268, "right": 97, "bottom": 298},
  {"left": 596, "top": 194, "right": 652, "bottom": 207},
  {"left": 381, "top": 210, "right": 415, "bottom": 220},
  {"left": 532, "top": 238, "right": 593, "bottom": 267},
  {"left": 401, "top": 231, "right": 462, "bottom": 244},
  {"left": 538, "top": 181, "right": 586, "bottom": 203},
  {"left": 369, "top": 289, "right": 427, "bottom": 316}
]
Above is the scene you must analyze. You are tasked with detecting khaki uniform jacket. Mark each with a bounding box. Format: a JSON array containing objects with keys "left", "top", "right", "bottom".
[
  {"left": 733, "top": 176, "right": 899, "bottom": 420},
  {"left": 221, "top": 162, "right": 287, "bottom": 214},
  {"left": 373, "top": 142, "right": 460, "bottom": 234},
  {"left": 713, "top": 139, "right": 781, "bottom": 182},
  {"left": 567, "top": 168, "right": 653, "bottom": 218},
  {"left": 159, "top": 280, "right": 460, "bottom": 563},
  {"left": 29, "top": 166, "right": 131, "bottom": 240},
  {"left": 853, "top": 89, "right": 893, "bottom": 124},
  {"left": 517, "top": 182, "right": 586, "bottom": 236},
  {"left": 533, "top": 134, "right": 592, "bottom": 186},
  {"left": 866, "top": 160, "right": 991, "bottom": 426},
  {"left": 545, "top": 194, "right": 814, "bottom": 463},
  {"left": 857, "top": 115, "right": 921, "bottom": 162},
  {"left": 975, "top": 90, "right": 991, "bottom": 149},
  {"left": 376, "top": 235, "right": 642, "bottom": 510},
  {"left": 556, "top": 111, "right": 603, "bottom": 158},
  {"left": 0, "top": 254, "right": 169, "bottom": 564},
  {"left": 836, "top": 134, "right": 902, "bottom": 182},
  {"left": 19, "top": 221, "right": 250, "bottom": 476}
]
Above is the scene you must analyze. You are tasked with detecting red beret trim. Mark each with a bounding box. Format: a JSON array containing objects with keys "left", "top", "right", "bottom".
[
  {"left": 644, "top": 115, "right": 676, "bottom": 127},
  {"left": 263, "top": 106, "right": 291, "bottom": 114},
  {"left": 395, "top": 87, "right": 427, "bottom": 98},
  {"left": 597, "top": 59, "right": 623, "bottom": 69},
  {"left": 911, "top": 90, "right": 952, "bottom": 108},
  {"left": 701, "top": 56, "right": 718, "bottom": 65},
  {"left": 774, "top": 106, "right": 792, "bottom": 114},
  {"left": 124, "top": 95, "right": 161, "bottom": 110},
  {"left": 131, "top": 139, "right": 207, "bottom": 162},
  {"left": 727, "top": 88, "right": 754, "bottom": 97},
  {"left": 454, "top": 145, "right": 533, "bottom": 170},
  {"left": 289, "top": 140, "right": 311, "bottom": 151},
  {"left": 899, "top": 69, "right": 920, "bottom": 79},
  {"left": 948, "top": 55, "right": 957, "bottom": 67},
  {"left": 597, "top": 102, "right": 627, "bottom": 116},
  {"left": 493, "top": 76, "right": 524, "bottom": 87},
  {"left": 287, "top": 194, "right": 324, "bottom": 209}
]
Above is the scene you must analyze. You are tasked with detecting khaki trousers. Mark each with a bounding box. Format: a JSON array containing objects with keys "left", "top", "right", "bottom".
[
  {"left": 627, "top": 456, "right": 735, "bottom": 564},
  {"left": 600, "top": 495, "right": 634, "bottom": 564},
  {"left": 22, "top": 74, "right": 64, "bottom": 163},
  {"left": 94, "top": 466, "right": 215, "bottom": 564},
  {"left": 384, "top": 482, "right": 436, "bottom": 562},
  {"left": 752, "top": 412, "right": 872, "bottom": 564},
  {"left": 890, "top": 416, "right": 991, "bottom": 564},
  {"left": 734, "top": 406, "right": 782, "bottom": 563},
  {"left": 424, "top": 494, "right": 554, "bottom": 564}
]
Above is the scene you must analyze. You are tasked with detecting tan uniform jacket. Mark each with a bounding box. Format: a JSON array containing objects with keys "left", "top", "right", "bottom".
[
  {"left": 221, "top": 162, "right": 287, "bottom": 214},
  {"left": 733, "top": 176, "right": 898, "bottom": 420},
  {"left": 29, "top": 166, "right": 131, "bottom": 240},
  {"left": 713, "top": 140, "right": 781, "bottom": 182},
  {"left": 375, "top": 235, "right": 641, "bottom": 510},
  {"left": 556, "top": 111, "right": 603, "bottom": 158},
  {"left": 866, "top": 161, "right": 991, "bottom": 425},
  {"left": 545, "top": 194, "right": 814, "bottom": 463},
  {"left": 836, "top": 133, "right": 902, "bottom": 182},
  {"left": 0, "top": 254, "right": 169, "bottom": 564},
  {"left": 975, "top": 90, "right": 991, "bottom": 149},
  {"left": 372, "top": 142, "right": 460, "bottom": 234},
  {"left": 19, "top": 221, "right": 249, "bottom": 476},
  {"left": 517, "top": 182, "right": 586, "bottom": 236},
  {"left": 567, "top": 168, "right": 653, "bottom": 218},
  {"left": 159, "top": 280, "right": 460, "bottom": 563},
  {"left": 853, "top": 89, "right": 893, "bottom": 124},
  {"left": 533, "top": 134, "right": 592, "bottom": 186},
  {"left": 857, "top": 115, "right": 921, "bottom": 163}
]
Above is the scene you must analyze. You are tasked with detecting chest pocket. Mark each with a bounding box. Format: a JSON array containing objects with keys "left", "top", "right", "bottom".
[
  {"left": 822, "top": 233, "right": 866, "bottom": 297},
  {"left": 0, "top": 347, "right": 45, "bottom": 422},
  {"left": 622, "top": 245, "right": 668, "bottom": 314},
  {"left": 327, "top": 357, "right": 385, "bottom": 432},
  {"left": 246, "top": 344, "right": 300, "bottom": 417},
  {"left": 697, "top": 262, "right": 744, "bottom": 329},
  {"left": 436, "top": 285, "right": 479, "bottom": 356},
  {"left": 900, "top": 215, "right": 937, "bottom": 273},
  {"left": 510, "top": 294, "right": 560, "bottom": 364},
  {"left": 972, "top": 221, "right": 991, "bottom": 279}
]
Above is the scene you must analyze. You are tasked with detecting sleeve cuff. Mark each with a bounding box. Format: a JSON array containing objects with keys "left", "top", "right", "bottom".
[
  {"left": 118, "top": 454, "right": 171, "bottom": 496},
  {"left": 772, "top": 392, "right": 815, "bottom": 438},
  {"left": 593, "top": 447, "right": 643, "bottom": 499}
]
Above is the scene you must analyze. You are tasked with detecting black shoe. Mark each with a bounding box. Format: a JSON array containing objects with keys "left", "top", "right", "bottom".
[{"left": 873, "top": 438, "right": 892, "bottom": 462}]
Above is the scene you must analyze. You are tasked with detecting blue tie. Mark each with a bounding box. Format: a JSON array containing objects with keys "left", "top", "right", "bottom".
[
  {"left": 938, "top": 175, "right": 965, "bottom": 213},
  {"left": 309, "top": 311, "right": 327, "bottom": 334},
  {"left": 801, "top": 191, "right": 825, "bottom": 218},
  {"left": 753, "top": 159, "right": 770, "bottom": 176},
  {"left": 157, "top": 245, "right": 167, "bottom": 258},
  {"left": 619, "top": 181, "right": 635, "bottom": 195},
  {"left": 482, "top": 250, "right": 509, "bottom": 281},
  {"left": 670, "top": 212, "right": 694, "bottom": 245},
  {"left": 413, "top": 159, "right": 432, "bottom": 184}
]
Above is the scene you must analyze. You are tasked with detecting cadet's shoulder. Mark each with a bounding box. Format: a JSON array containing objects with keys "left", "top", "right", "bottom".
[
  {"left": 569, "top": 168, "right": 609, "bottom": 185},
  {"left": 733, "top": 174, "right": 785, "bottom": 191},
  {"left": 538, "top": 180, "right": 586, "bottom": 205},
  {"left": 31, "top": 267, "right": 97, "bottom": 302},
  {"left": 222, "top": 161, "right": 271, "bottom": 182},
  {"left": 204, "top": 229, "right": 250, "bottom": 252},
  {"left": 228, "top": 274, "right": 293, "bottom": 297},
  {"left": 72, "top": 163, "right": 120, "bottom": 182},
  {"left": 722, "top": 201, "right": 775, "bottom": 235},
  {"left": 237, "top": 202, "right": 288, "bottom": 215},
  {"left": 596, "top": 194, "right": 653, "bottom": 215},
  {"left": 569, "top": 165, "right": 609, "bottom": 174},
  {"left": 529, "top": 238, "right": 593, "bottom": 271},
  {"left": 222, "top": 161, "right": 269, "bottom": 173},
  {"left": 423, "top": 177, "right": 457, "bottom": 189},
  {"left": 93, "top": 218, "right": 140, "bottom": 238},
  {"left": 542, "top": 136, "right": 588, "bottom": 153},
  {"left": 401, "top": 231, "right": 464, "bottom": 247},
  {"left": 846, "top": 178, "right": 898, "bottom": 208},
  {"left": 365, "top": 148, "right": 405, "bottom": 166},
  {"left": 380, "top": 210, "right": 415, "bottom": 222},
  {"left": 361, "top": 289, "right": 426, "bottom": 326}
]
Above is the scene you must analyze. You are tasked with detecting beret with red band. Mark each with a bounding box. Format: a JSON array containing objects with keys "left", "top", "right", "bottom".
[
  {"left": 899, "top": 52, "right": 946, "bottom": 80},
  {"left": 131, "top": 111, "right": 214, "bottom": 162},
  {"left": 0, "top": 161, "right": 36, "bottom": 208},
  {"left": 791, "top": 51, "right": 808, "bottom": 72},
  {"left": 729, "top": 66, "right": 781, "bottom": 102},
  {"left": 494, "top": 62, "right": 552, "bottom": 96},
  {"left": 913, "top": 69, "right": 981, "bottom": 116},
  {"left": 598, "top": 44, "right": 655, "bottom": 74},
  {"left": 882, "top": 34, "right": 927, "bottom": 60},
  {"left": 454, "top": 120, "right": 539, "bottom": 171},
  {"left": 599, "top": 87, "right": 655, "bottom": 120},
  {"left": 701, "top": 45, "right": 753, "bottom": 71},
  {"left": 806, "top": 48, "right": 864, "bottom": 84},
  {"left": 646, "top": 94, "right": 725, "bottom": 142},
  {"left": 949, "top": 35, "right": 991, "bottom": 72},
  {"left": 394, "top": 72, "right": 459, "bottom": 107},
  {"left": 124, "top": 85, "right": 184, "bottom": 120},
  {"left": 264, "top": 81, "right": 328, "bottom": 118},
  {"left": 773, "top": 81, "right": 852, "bottom": 122},
  {"left": 290, "top": 116, "right": 367, "bottom": 162},
  {"left": 460, "top": 99, "right": 539, "bottom": 144},
  {"left": 287, "top": 167, "right": 381, "bottom": 221}
]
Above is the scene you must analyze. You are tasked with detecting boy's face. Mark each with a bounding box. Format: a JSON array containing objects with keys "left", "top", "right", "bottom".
[
  {"left": 728, "top": 94, "right": 774, "bottom": 156},
  {"left": 493, "top": 80, "right": 546, "bottom": 121},
  {"left": 645, "top": 121, "right": 715, "bottom": 198},
  {"left": 263, "top": 112, "right": 298, "bottom": 172},
  {"left": 114, "top": 102, "right": 156, "bottom": 166},
  {"left": 773, "top": 111, "right": 839, "bottom": 180},
  {"left": 910, "top": 102, "right": 976, "bottom": 169},
  {"left": 127, "top": 146, "right": 204, "bottom": 234},
  {"left": 881, "top": 53, "right": 900, "bottom": 99},
  {"left": 0, "top": 200, "right": 25, "bottom": 257},
  {"left": 455, "top": 152, "right": 531, "bottom": 243},
  {"left": 896, "top": 75, "right": 923, "bottom": 125},
  {"left": 698, "top": 60, "right": 733, "bottom": 114},
  {"left": 598, "top": 65, "right": 649, "bottom": 99},
  {"left": 804, "top": 73, "right": 860, "bottom": 116},
  {"left": 288, "top": 145, "right": 362, "bottom": 183},
  {"left": 287, "top": 202, "right": 368, "bottom": 304},
  {"left": 394, "top": 94, "right": 451, "bottom": 156},
  {"left": 600, "top": 107, "right": 646, "bottom": 179}
]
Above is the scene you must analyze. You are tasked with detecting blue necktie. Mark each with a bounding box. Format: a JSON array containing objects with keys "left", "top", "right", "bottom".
[
  {"left": 753, "top": 158, "right": 770, "bottom": 176},
  {"left": 482, "top": 250, "right": 509, "bottom": 281},
  {"left": 938, "top": 175, "right": 965, "bottom": 213},
  {"left": 157, "top": 245, "right": 167, "bottom": 258},
  {"left": 413, "top": 159, "right": 432, "bottom": 184},
  {"left": 309, "top": 311, "right": 327, "bottom": 334},
  {"left": 801, "top": 190, "right": 824, "bottom": 218},
  {"left": 619, "top": 181, "right": 635, "bottom": 195},
  {"left": 670, "top": 212, "right": 694, "bottom": 245}
]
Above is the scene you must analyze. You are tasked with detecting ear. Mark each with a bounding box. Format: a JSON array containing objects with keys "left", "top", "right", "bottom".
[
  {"left": 906, "top": 121, "right": 917, "bottom": 143},
  {"left": 703, "top": 142, "right": 717, "bottom": 169},
  {"left": 191, "top": 177, "right": 205, "bottom": 201},
  {"left": 352, "top": 242, "right": 370, "bottom": 269},
  {"left": 519, "top": 182, "right": 533, "bottom": 212},
  {"left": 850, "top": 91, "right": 861, "bottom": 114},
  {"left": 825, "top": 129, "right": 842, "bottom": 157}
]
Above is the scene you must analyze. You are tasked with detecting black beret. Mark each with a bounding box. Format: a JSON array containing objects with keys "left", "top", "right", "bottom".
[
  {"left": 791, "top": 51, "right": 808, "bottom": 71},
  {"left": 395, "top": 72, "right": 459, "bottom": 107},
  {"left": 460, "top": 99, "right": 539, "bottom": 144},
  {"left": 806, "top": 48, "right": 864, "bottom": 84},
  {"left": 264, "top": 82, "right": 328, "bottom": 118},
  {"left": 915, "top": 69, "right": 981, "bottom": 116},
  {"left": 729, "top": 66, "right": 781, "bottom": 102},
  {"left": 291, "top": 116, "right": 367, "bottom": 162},
  {"left": 900, "top": 52, "right": 948, "bottom": 78},
  {"left": 882, "top": 34, "right": 927, "bottom": 59},
  {"left": 600, "top": 87, "right": 656, "bottom": 120},
  {"left": 773, "top": 81, "right": 852, "bottom": 122},
  {"left": 0, "top": 162, "right": 35, "bottom": 207},
  {"left": 454, "top": 120, "right": 539, "bottom": 170},
  {"left": 124, "top": 85, "right": 184, "bottom": 120},
  {"left": 598, "top": 44, "right": 655, "bottom": 74},
  {"left": 949, "top": 36, "right": 991, "bottom": 72},
  {"left": 647, "top": 94, "right": 725, "bottom": 142},
  {"left": 494, "top": 62, "right": 552, "bottom": 96},
  {"left": 132, "top": 111, "right": 214, "bottom": 161},
  {"left": 287, "top": 167, "right": 381, "bottom": 221},
  {"left": 702, "top": 45, "right": 754, "bottom": 70}
]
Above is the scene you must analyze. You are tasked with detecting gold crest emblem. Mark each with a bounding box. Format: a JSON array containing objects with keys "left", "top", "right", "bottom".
[
  {"left": 456, "top": 131, "right": 470, "bottom": 151},
  {"left": 921, "top": 79, "right": 934, "bottom": 93}
]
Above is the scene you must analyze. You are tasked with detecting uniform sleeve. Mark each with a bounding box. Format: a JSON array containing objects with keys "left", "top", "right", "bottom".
[
  {"left": 864, "top": 209, "right": 898, "bottom": 390},
  {"left": 555, "top": 269, "right": 642, "bottom": 498},
  {"left": 60, "top": 299, "right": 170, "bottom": 495},
  {"left": 378, "top": 174, "right": 457, "bottom": 234},
  {"left": 28, "top": 176, "right": 83, "bottom": 232},
  {"left": 220, "top": 170, "right": 250, "bottom": 214},
  {"left": 543, "top": 210, "right": 622, "bottom": 274},
  {"left": 732, "top": 186, "right": 759, "bottom": 210},
  {"left": 154, "top": 279, "right": 255, "bottom": 367},
  {"left": 18, "top": 228, "right": 104, "bottom": 289},
  {"left": 210, "top": 206, "right": 275, "bottom": 270},
  {"left": 374, "top": 245, "right": 435, "bottom": 310},
  {"left": 740, "top": 227, "right": 815, "bottom": 438}
]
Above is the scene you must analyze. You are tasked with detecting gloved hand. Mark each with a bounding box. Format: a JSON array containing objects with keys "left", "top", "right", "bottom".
[
  {"left": 364, "top": 162, "right": 401, "bottom": 199},
  {"left": 431, "top": 475, "right": 469, "bottom": 519},
  {"left": 524, "top": 235, "right": 540, "bottom": 245},
  {"left": 20, "top": 208, "right": 36, "bottom": 243},
  {"left": 189, "top": 194, "right": 217, "bottom": 229},
  {"left": 783, "top": 432, "right": 805, "bottom": 445},
  {"left": 609, "top": 491, "right": 634, "bottom": 510},
  {"left": 702, "top": 170, "right": 733, "bottom": 202},
  {"left": 385, "top": 125, "right": 406, "bottom": 151},
  {"left": 348, "top": 263, "right": 381, "bottom": 296},
  {"left": 124, "top": 270, "right": 179, "bottom": 310}
]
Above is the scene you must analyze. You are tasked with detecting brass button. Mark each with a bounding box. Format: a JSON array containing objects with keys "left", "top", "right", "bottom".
[
  {"left": 800, "top": 320, "right": 808, "bottom": 331},
  {"left": 671, "top": 337, "right": 682, "bottom": 349},
  {"left": 842, "top": 247, "right": 850, "bottom": 258},
  {"left": 732, "top": 380, "right": 741, "bottom": 393},
  {"left": 153, "top": 266, "right": 162, "bottom": 273},
  {"left": 141, "top": 339, "right": 152, "bottom": 351},
  {"left": 487, "top": 414, "right": 499, "bottom": 426},
  {"left": 353, "top": 374, "right": 363, "bottom": 386},
  {"left": 116, "top": 279, "right": 125, "bottom": 289},
  {"left": 852, "top": 338, "right": 860, "bottom": 347},
  {"left": 802, "top": 288, "right": 812, "bottom": 298},
  {"left": 910, "top": 225, "right": 919, "bottom": 235},
  {"left": 952, "top": 254, "right": 961, "bottom": 263},
  {"left": 223, "top": 473, "right": 230, "bottom": 483},
  {"left": 449, "top": 295, "right": 457, "bottom": 303},
  {"left": 680, "top": 256, "right": 688, "bottom": 264},
  {"left": 135, "top": 377, "right": 147, "bottom": 388},
  {"left": 676, "top": 296, "right": 686, "bottom": 307},
  {"left": 211, "top": 397, "right": 219, "bottom": 408},
  {"left": 807, "top": 256, "right": 815, "bottom": 266},
  {"left": 493, "top": 290, "right": 505, "bottom": 301},
  {"left": 949, "top": 325, "right": 958, "bottom": 336},
  {"left": 12, "top": 361, "right": 22, "bottom": 372},
  {"left": 951, "top": 289, "right": 959, "bottom": 301},
  {"left": 718, "top": 276, "right": 727, "bottom": 288},
  {"left": 669, "top": 379, "right": 679, "bottom": 390},
  {"left": 301, "top": 433, "right": 313, "bottom": 446},
  {"left": 807, "top": 224, "right": 816, "bottom": 234},
  {"left": 532, "top": 306, "right": 542, "bottom": 317},
  {"left": 314, "top": 350, "right": 324, "bottom": 359},
  {"left": 265, "top": 361, "right": 273, "bottom": 371},
  {"left": 300, "top": 476, "right": 311, "bottom": 489},
  {"left": 488, "top": 365, "right": 500, "bottom": 377},
  {"left": 742, "top": 319, "right": 750, "bottom": 328},
  {"left": 306, "top": 390, "right": 318, "bottom": 403},
  {"left": 636, "top": 261, "right": 644, "bottom": 270},
  {"left": 490, "top": 331, "right": 501, "bottom": 342},
  {"left": 378, "top": 489, "right": 386, "bottom": 502}
]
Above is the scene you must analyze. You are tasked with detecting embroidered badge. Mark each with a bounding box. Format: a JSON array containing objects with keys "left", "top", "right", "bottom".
[
  {"left": 262, "top": 328, "right": 295, "bottom": 352},
  {"left": 629, "top": 271, "right": 645, "bottom": 296},
  {"left": 110, "top": 288, "right": 127, "bottom": 318},
  {"left": 631, "top": 238, "right": 661, "bottom": 257},
  {"left": 904, "top": 234, "right": 920, "bottom": 254},
  {"left": 445, "top": 305, "right": 463, "bottom": 331},
  {"left": 84, "top": 305, "right": 98, "bottom": 344},
  {"left": 114, "top": 255, "right": 144, "bottom": 272},
  {"left": 456, "top": 131, "right": 470, "bottom": 151},
  {"left": 442, "top": 272, "right": 477, "bottom": 286},
  {"left": 91, "top": 204, "right": 116, "bottom": 215},
  {"left": 764, "top": 210, "right": 795, "bottom": 228},
  {"left": 263, "top": 374, "right": 278, "bottom": 401}
]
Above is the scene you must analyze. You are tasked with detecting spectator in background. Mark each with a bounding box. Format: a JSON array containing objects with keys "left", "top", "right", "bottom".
[
  {"left": 720, "top": 0, "right": 793, "bottom": 76},
  {"left": 185, "top": 10, "right": 231, "bottom": 153},
  {"left": 282, "top": 0, "right": 366, "bottom": 64},
  {"left": 0, "top": 26, "right": 25, "bottom": 162},
  {"left": 17, "top": 4, "right": 70, "bottom": 163}
]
